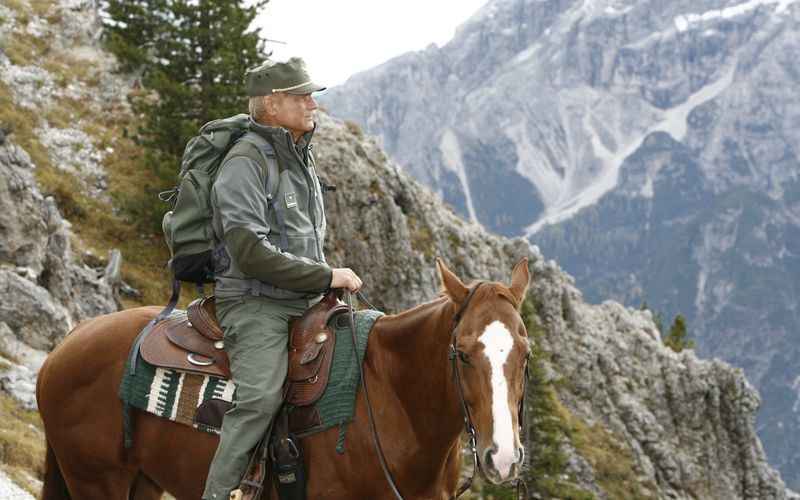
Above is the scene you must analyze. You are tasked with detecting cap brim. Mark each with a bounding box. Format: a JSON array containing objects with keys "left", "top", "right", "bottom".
[{"left": 285, "top": 82, "right": 327, "bottom": 94}]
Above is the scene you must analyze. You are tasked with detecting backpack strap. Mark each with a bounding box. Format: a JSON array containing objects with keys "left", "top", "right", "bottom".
[
  {"left": 219, "top": 132, "right": 289, "bottom": 254},
  {"left": 236, "top": 133, "right": 289, "bottom": 251},
  {"left": 221, "top": 132, "right": 290, "bottom": 298}
]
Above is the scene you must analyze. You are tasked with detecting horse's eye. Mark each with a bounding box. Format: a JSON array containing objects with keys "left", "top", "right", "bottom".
[{"left": 458, "top": 351, "right": 471, "bottom": 365}]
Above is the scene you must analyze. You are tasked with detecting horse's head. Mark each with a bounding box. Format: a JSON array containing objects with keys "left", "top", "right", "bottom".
[{"left": 438, "top": 258, "right": 532, "bottom": 485}]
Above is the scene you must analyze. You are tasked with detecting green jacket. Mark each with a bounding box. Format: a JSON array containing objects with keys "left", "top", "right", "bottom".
[{"left": 211, "top": 117, "right": 332, "bottom": 299}]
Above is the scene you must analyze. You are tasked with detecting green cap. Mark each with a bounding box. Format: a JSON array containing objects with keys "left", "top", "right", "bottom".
[{"left": 244, "top": 57, "right": 326, "bottom": 97}]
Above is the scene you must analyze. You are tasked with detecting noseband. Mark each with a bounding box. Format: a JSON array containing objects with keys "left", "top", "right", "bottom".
[{"left": 449, "top": 282, "right": 530, "bottom": 499}]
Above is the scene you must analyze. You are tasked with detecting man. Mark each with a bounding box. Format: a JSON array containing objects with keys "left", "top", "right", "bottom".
[{"left": 203, "top": 57, "right": 362, "bottom": 499}]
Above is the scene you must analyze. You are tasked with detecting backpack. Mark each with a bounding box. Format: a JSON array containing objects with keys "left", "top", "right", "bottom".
[{"left": 149, "top": 114, "right": 283, "bottom": 327}]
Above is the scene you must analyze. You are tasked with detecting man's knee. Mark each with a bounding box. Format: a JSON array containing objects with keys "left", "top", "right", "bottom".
[{"left": 234, "top": 380, "right": 284, "bottom": 417}]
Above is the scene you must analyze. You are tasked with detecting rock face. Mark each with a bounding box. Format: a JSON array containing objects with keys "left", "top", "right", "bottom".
[
  {"left": 0, "top": 0, "right": 121, "bottom": 399},
  {"left": 313, "top": 114, "right": 534, "bottom": 312},
  {"left": 534, "top": 291, "right": 786, "bottom": 499},
  {"left": 0, "top": 133, "right": 120, "bottom": 386},
  {"left": 313, "top": 113, "right": 793, "bottom": 498},
  {"left": 319, "top": 0, "right": 800, "bottom": 487},
  {"left": 0, "top": 0, "right": 794, "bottom": 497}
]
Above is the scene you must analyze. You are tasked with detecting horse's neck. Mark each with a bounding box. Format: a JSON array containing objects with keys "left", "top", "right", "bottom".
[{"left": 368, "top": 297, "right": 464, "bottom": 443}]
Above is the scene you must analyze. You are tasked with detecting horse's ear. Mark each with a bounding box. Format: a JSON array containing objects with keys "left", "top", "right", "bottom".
[
  {"left": 437, "top": 258, "right": 468, "bottom": 304},
  {"left": 509, "top": 258, "right": 531, "bottom": 308}
]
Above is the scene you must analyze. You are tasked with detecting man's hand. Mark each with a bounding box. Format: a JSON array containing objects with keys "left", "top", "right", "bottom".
[{"left": 331, "top": 268, "right": 362, "bottom": 292}]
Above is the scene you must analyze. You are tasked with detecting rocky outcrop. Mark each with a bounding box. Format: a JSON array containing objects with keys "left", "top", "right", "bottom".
[
  {"left": 314, "top": 113, "right": 533, "bottom": 312},
  {"left": 313, "top": 113, "right": 793, "bottom": 498},
  {"left": 0, "top": 134, "right": 120, "bottom": 367},
  {"left": 320, "top": 0, "right": 800, "bottom": 488},
  {"left": 0, "top": 0, "right": 121, "bottom": 393},
  {"left": 534, "top": 292, "right": 788, "bottom": 498}
]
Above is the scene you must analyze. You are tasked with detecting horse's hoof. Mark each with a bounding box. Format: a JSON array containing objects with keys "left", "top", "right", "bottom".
[{"left": 230, "top": 490, "right": 243, "bottom": 500}]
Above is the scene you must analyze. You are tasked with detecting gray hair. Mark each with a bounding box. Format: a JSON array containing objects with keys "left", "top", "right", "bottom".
[{"left": 249, "top": 95, "right": 267, "bottom": 122}]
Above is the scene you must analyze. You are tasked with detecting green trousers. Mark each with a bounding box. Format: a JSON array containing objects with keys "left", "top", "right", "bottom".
[{"left": 203, "top": 294, "right": 319, "bottom": 500}]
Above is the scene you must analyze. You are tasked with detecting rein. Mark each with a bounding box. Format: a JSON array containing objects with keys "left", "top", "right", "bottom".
[
  {"left": 345, "top": 291, "right": 403, "bottom": 500},
  {"left": 449, "top": 281, "right": 486, "bottom": 498},
  {"left": 346, "top": 284, "right": 529, "bottom": 500}
]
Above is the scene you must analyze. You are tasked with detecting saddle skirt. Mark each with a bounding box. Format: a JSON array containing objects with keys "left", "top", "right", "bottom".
[
  {"left": 138, "top": 291, "right": 350, "bottom": 427},
  {"left": 140, "top": 295, "right": 230, "bottom": 378}
]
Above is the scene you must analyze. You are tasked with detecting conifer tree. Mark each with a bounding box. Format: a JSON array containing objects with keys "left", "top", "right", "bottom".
[
  {"left": 664, "top": 314, "right": 695, "bottom": 353},
  {"left": 103, "top": 0, "right": 268, "bottom": 180}
]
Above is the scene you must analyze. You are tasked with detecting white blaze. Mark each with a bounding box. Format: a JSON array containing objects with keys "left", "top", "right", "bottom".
[{"left": 478, "top": 320, "right": 518, "bottom": 478}]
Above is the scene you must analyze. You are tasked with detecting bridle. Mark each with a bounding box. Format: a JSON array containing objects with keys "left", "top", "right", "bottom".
[
  {"left": 346, "top": 284, "right": 530, "bottom": 500},
  {"left": 448, "top": 282, "right": 530, "bottom": 499}
]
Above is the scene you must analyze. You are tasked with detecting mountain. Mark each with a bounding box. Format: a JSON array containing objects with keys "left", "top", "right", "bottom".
[
  {"left": 0, "top": 0, "right": 795, "bottom": 497},
  {"left": 319, "top": 0, "right": 800, "bottom": 488}
]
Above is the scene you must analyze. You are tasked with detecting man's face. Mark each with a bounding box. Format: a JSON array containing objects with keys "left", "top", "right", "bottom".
[{"left": 269, "top": 92, "right": 318, "bottom": 138}]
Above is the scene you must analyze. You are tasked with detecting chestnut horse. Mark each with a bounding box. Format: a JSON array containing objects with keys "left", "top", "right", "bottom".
[{"left": 36, "top": 259, "right": 531, "bottom": 499}]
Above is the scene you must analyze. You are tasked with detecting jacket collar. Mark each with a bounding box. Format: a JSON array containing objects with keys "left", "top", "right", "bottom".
[{"left": 249, "top": 116, "right": 316, "bottom": 155}]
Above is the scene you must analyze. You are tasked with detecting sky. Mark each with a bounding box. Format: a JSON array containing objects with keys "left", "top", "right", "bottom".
[{"left": 255, "top": 0, "right": 490, "bottom": 88}]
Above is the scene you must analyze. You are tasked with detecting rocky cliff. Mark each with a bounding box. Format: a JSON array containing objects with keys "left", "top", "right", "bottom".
[
  {"left": 315, "top": 112, "right": 793, "bottom": 499},
  {"left": 319, "top": 0, "right": 800, "bottom": 487},
  {"left": 0, "top": 0, "right": 794, "bottom": 497},
  {"left": 0, "top": 0, "right": 123, "bottom": 411}
]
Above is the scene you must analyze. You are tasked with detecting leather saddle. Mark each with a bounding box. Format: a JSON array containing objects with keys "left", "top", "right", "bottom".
[
  {"left": 140, "top": 295, "right": 230, "bottom": 378},
  {"left": 140, "top": 291, "right": 350, "bottom": 419}
]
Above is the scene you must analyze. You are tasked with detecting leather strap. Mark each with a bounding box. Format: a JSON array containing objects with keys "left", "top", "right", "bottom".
[
  {"left": 452, "top": 281, "right": 485, "bottom": 324},
  {"left": 345, "top": 291, "right": 403, "bottom": 500},
  {"left": 449, "top": 342, "right": 481, "bottom": 499},
  {"left": 130, "top": 276, "right": 180, "bottom": 374},
  {"left": 449, "top": 282, "right": 530, "bottom": 500},
  {"left": 450, "top": 282, "right": 485, "bottom": 498}
]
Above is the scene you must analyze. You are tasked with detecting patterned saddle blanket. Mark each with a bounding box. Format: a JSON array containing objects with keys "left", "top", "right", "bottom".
[{"left": 119, "top": 296, "right": 383, "bottom": 451}]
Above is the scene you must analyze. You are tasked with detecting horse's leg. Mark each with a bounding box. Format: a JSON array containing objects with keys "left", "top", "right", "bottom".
[
  {"left": 130, "top": 471, "right": 164, "bottom": 499},
  {"left": 42, "top": 445, "right": 150, "bottom": 500},
  {"left": 41, "top": 441, "right": 69, "bottom": 500},
  {"left": 133, "top": 410, "right": 218, "bottom": 499}
]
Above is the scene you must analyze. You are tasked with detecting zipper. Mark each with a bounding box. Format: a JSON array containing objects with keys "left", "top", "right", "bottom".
[{"left": 287, "top": 134, "right": 324, "bottom": 260}]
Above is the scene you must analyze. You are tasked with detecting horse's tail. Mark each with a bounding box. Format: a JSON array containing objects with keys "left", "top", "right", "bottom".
[{"left": 41, "top": 440, "right": 71, "bottom": 500}]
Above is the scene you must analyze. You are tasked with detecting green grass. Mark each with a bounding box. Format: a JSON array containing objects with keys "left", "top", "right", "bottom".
[{"left": 557, "top": 401, "right": 656, "bottom": 499}]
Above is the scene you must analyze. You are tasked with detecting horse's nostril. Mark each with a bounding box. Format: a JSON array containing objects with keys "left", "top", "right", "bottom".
[{"left": 484, "top": 448, "right": 497, "bottom": 471}]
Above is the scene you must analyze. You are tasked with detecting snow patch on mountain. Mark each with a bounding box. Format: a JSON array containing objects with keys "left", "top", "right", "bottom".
[
  {"left": 525, "top": 61, "right": 737, "bottom": 235},
  {"left": 440, "top": 129, "right": 479, "bottom": 222},
  {"left": 508, "top": 122, "right": 563, "bottom": 207},
  {"left": 794, "top": 375, "right": 800, "bottom": 413},
  {"left": 674, "top": 0, "right": 798, "bottom": 32},
  {"left": 653, "top": 62, "right": 736, "bottom": 143}
]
